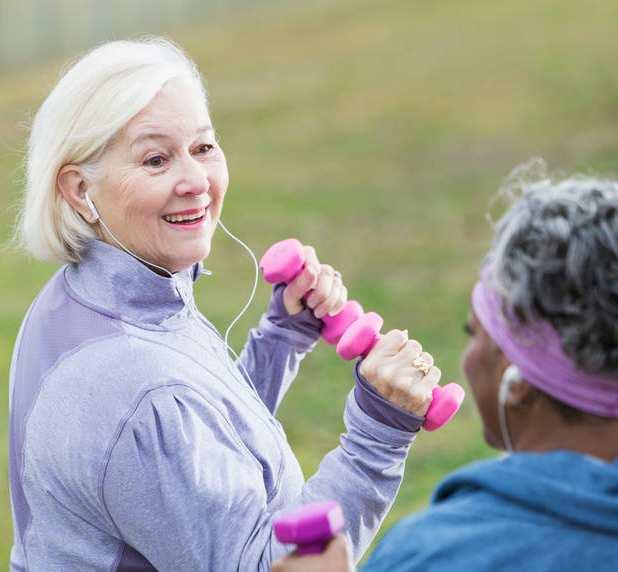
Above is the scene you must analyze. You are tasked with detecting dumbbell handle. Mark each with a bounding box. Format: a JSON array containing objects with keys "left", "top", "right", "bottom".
[{"left": 273, "top": 501, "right": 344, "bottom": 556}]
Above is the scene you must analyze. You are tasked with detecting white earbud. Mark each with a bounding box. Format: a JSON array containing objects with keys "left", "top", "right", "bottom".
[
  {"left": 498, "top": 364, "right": 521, "bottom": 452},
  {"left": 499, "top": 364, "right": 521, "bottom": 405},
  {"left": 84, "top": 193, "right": 100, "bottom": 222}
]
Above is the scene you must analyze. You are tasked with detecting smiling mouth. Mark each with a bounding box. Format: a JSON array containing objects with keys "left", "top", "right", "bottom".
[{"left": 162, "top": 207, "right": 207, "bottom": 225}]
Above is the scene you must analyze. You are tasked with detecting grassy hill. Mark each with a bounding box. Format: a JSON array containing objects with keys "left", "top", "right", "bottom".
[{"left": 1, "top": 0, "right": 618, "bottom": 565}]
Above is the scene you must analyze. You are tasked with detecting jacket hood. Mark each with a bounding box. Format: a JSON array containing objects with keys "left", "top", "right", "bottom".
[{"left": 433, "top": 450, "right": 618, "bottom": 535}]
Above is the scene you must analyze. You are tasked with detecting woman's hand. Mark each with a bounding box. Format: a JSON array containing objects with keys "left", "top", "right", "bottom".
[
  {"left": 359, "top": 329, "right": 441, "bottom": 417},
  {"left": 283, "top": 245, "right": 347, "bottom": 319},
  {"left": 272, "top": 535, "right": 353, "bottom": 572}
]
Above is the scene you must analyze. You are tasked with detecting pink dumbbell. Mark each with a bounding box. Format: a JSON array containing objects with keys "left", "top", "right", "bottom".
[
  {"left": 337, "top": 312, "right": 465, "bottom": 431},
  {"left": 260, "top": 238, "right": 465, "bottom": 431},
  {"left": 273, "top": 500, "right": 344, "bottom": 556},
  {"left": 260, "top": 238, "right": 364, "bottom": 345}
]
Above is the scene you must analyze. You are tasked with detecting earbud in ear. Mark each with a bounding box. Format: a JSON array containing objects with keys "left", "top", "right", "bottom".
[
  {"left": 499, "top": 364, "right": 521, "bottom": 406},
  {"left": 84, "top": 193, "right": 100, "bottom": 222}
]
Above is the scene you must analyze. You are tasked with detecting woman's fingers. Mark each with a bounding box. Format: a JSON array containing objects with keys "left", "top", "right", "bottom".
[
  {"left": 373, "top": 329, "right": 410, "bottom": 356},
  {"left": 305, "top": 264, "right": 349, "bottom": 319},
  {"left": 282, "top": 244, "right": 348, "bottom": 319},
  {"left": 359, "top": 330, "right": 442, "bottom": 417},
  {"left": 375, "top": 366, "right": 440, "bottom": 416},
  {"left": 372, "top": 340, "right": 426, "bottom": 380},
  {"left": 392, "top": 340, "right": 423, "bottom": 364},
  {"left": 312, "top": 277, "right": 348, "bottom": 319},
  {"left": 305, "top": 264, "right": 335, "bottom": 315},
  {"left": 302, "top": 245, "right": 321, "bottom": 277},
  {"left": 272, "top": 535, "right": 352, "bottom": 572},
  {"left": 282, "top": 247, "right": 320, "bottom": 315},
  {"left": 418, "top": 365, "right": 442, "bottom": 393},
  {"left": 359, "top": 330, "right": 408, "bottom": 381},
  {"left": 327, "top": 283, "right": 348, "bottom": 316}
]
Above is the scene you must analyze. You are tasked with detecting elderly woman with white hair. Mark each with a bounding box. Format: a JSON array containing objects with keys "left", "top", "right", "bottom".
[
  {"left": 273, "top": 164, "right": 618, "bottom": 572},
  {"left": 9, "top": 38, "right": 444, "bottom": 571}
]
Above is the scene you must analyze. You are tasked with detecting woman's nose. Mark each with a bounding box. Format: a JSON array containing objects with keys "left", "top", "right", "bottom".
[{"left": 174, "top": 155, "right": 210, "bottom": 197}]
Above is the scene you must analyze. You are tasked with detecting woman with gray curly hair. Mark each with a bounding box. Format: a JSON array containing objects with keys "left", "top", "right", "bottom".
[{"left": 274, "top": 161, "right": 618, "bottom": 572}]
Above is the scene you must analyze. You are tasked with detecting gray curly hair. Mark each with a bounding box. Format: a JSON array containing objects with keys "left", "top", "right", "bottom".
[{"left": 485, "top": 158, "right": 618, "bottom": 379}]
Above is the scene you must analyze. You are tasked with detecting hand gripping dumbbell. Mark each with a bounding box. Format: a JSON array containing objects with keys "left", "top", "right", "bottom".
[
  {"left": 336, "top": 311, "right": 465, "bottom": 430},
  {"left": 273, "top": 500, "right": 344, "bottom": 556},
  {"left": 259, "top": 239, "right": 365, "bottom": 345},
  {"left": 260, "top": 238, "right": 465, "bottom": 431}
]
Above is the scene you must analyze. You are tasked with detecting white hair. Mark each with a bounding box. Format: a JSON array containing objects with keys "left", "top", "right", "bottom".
[{"left": 18, "top": 37, "right": 207, "bottom": 263}]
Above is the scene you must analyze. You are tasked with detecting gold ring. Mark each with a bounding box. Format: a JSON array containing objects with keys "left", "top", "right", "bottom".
[{"left": 412, "top": 356, "right": 432, "bottom": 376}]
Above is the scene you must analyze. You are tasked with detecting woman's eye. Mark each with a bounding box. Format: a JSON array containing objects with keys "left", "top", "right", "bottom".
[
  {"left": 144, "top": 155, "right": 167, "bottom": 168},
  {"left": 195, "top": 143, "right": 214, "bottom": 155},
  {"left": 463, "top": 322, "right": 474, "bottom": 336}
]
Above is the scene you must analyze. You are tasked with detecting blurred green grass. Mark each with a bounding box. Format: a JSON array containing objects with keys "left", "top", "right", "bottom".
[{"left": 2, "top": 0, "right": 618, "bottom": 565}]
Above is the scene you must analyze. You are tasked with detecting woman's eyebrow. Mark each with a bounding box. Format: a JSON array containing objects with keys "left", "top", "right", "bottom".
[
  {"left": 130, "top": 125, "right": 214, "bottom": 149},
  {"left": 195, "top": 125, "right": 214, "bottom": 136}
]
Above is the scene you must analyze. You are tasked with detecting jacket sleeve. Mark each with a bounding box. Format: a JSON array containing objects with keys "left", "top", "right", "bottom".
[
  {"left": 236, "top": 284, "right": 323, "bottom": 413},
  {"left": 101, "top": 383, "right": 420, "bottom": 571}
]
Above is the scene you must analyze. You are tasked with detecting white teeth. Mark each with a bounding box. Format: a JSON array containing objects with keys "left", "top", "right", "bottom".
[{"left": 163, "top": 208, "right": 206, "bottom": 223}]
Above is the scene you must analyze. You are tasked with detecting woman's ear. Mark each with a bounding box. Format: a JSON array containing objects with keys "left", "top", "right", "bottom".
[
  {"left": 507, "top": 377, "right": 536, "bottom": 407},
  {"left": 498, "top": 357, "right": 536, "bottom": 408},
  {"left": 57, "top": 165, "right": 97, "bottom": 223}
]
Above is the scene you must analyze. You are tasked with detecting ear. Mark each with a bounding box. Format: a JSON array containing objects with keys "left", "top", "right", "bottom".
[
  {"left": 507, "top": 377, "right": 536, "bottom": 407},
  {"left": 57, "top": 165, "right": 97, "bottom": 224}
]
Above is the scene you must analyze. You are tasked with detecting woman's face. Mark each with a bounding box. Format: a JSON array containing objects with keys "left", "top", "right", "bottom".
[
  {"left": 91, "top": 78, "right": 229, "bottom": 273},
  {"left": 461, "top": 309, "right": 508, "bottom": 449}
]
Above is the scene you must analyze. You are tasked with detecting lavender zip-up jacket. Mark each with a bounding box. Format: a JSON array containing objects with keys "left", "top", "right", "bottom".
[{"left": 9, "top": 240, "right": 421, "bottom": 571}]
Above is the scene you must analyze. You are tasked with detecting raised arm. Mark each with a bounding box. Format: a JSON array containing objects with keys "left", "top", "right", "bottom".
[
  {"left": 236, "top": 283, "right": 322, "bottom": 412},
  {"left": 237, "top": 245, "right": 347, "bottom": 413},
  {"left": 102, "top": 332, "right": 439, "bottom": 570}
]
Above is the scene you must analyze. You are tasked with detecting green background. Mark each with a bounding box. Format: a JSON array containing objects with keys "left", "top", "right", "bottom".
[{"left": 1, "top": 0, "right": 618, "bottom": 565}]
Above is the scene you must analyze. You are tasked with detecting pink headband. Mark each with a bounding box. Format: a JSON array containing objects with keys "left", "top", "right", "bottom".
[{"left": 471, "top": 276, "right": 618, "bottom": 418}]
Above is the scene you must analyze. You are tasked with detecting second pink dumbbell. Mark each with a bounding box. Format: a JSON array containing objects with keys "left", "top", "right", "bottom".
[
  {"left": 273, "top": 500, "right": 344, "bottom": 556},
  {"left": 259, "top": 238, "right": 465, "bottom": 431}
]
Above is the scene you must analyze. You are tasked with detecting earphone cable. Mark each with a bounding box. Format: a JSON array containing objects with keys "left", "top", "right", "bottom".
[
  {"left": 96, "top": 215, "right": 174, "bottom": 278},
  {"left": 216, "top": 218, "right": 259, "bottom": 353},
  {"left": 92, "top": 200, "right": 260, "bottom": 392},
  {"left": 498, "top": 394, "right": 515, "bottom": 453}
]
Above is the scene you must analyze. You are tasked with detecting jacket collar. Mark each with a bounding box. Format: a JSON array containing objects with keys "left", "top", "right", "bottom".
[{"left": 65, "top": 239, "right": 204, "bottom": 325}]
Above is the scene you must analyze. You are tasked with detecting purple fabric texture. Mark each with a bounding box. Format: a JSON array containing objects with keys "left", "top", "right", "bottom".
[
  {"left": 472, "top": 276, "right": 618, "bottom": 417},
  {"left": 9, "top": 239, "right": 417, "bottom": 571},
  {"left": 116, "top": 545, "right": 156, "bottom": 572},
  {"left": 8, "top": 268, "right": 122, "bottom": 549},
  {"left": 267, "top": 283, "right": 324, "bottom": 340}
]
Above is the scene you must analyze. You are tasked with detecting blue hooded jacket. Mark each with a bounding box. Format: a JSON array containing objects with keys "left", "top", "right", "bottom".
[{"left": 364, "top": 451, "right": 618, "bottom": 571}]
